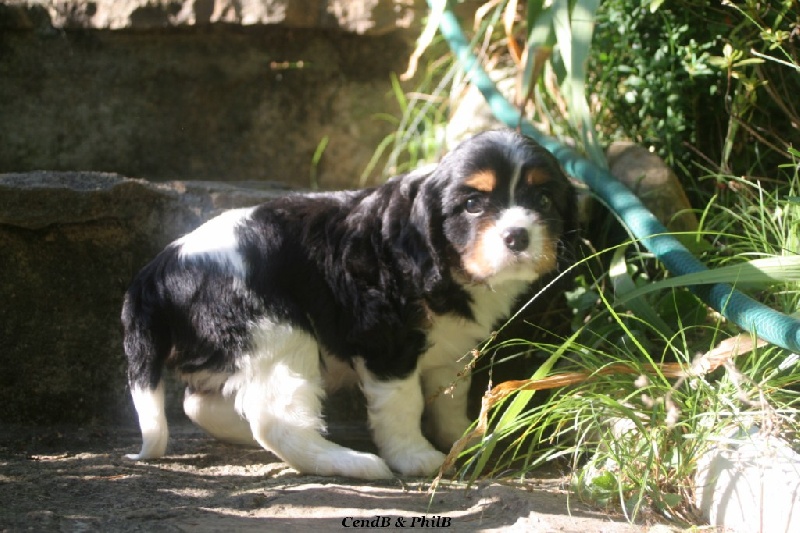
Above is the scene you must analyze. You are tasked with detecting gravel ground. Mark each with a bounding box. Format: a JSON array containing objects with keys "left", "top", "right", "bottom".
[{"left": 0, "top": 423, "right": 677, "bottom": 532}]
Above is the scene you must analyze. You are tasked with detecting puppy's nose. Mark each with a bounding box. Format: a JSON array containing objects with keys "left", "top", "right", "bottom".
[{"left": 502, "top": 227, "right": 529, "bottom": 252}]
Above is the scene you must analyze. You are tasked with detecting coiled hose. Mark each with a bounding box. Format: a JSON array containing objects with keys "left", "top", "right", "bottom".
[{"left": 432, "top": 0, "right": 800, "bottom": 353}]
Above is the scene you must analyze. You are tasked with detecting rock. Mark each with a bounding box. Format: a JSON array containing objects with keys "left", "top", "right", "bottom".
[
  {"left": 0, "top": 0, "right": 424, "bottom": 34},
  {"left": 606, "top": 142, "right": 698, "bottom": 233},
  {"left": 0, "top": 172, "right": 285, "bottom": 424},
  {"left": 0, "top": 2, "right": 427, "bottom": 190},
  {"left": 694, "top": 427, "right": 800, "bottom": 533}
]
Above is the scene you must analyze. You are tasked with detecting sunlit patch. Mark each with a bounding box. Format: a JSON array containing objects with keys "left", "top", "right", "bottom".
[
  {"left": 161, "top": 487, "right": 215, "bottom": 498},
  {"left": 526, "top": 168, "right": 551, "bottom": 186},
  {"left": 464, "top": 170, "right": 497, "bottom": 192}
]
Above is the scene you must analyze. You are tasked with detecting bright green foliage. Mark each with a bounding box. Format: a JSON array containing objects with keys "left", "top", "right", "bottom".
[
  {"left": 699, "top": 157, "right": 800, "bottom": 313},
  {"left": 454, "top": 163, "right": 800, "bottom": 521},
  {"left": 590, "top": 0, "right": 799, "bottom": 177},
  {"left": 371, "top": 1, "right": 800, "bottom": 523},
  {"left": 589, "top": 0, "right": 726, "bottom": 169}
]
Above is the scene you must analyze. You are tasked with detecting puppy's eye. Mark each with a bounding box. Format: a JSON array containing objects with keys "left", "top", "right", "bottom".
[
  {"left": 465, "top": 197, "right": 484, "bottom": 214},
  {"left": 537, "top": 194, "right": 552, "bottom": 211}
]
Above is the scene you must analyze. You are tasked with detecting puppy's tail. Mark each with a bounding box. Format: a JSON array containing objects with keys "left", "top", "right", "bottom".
[{"left": 122, "top": 272, "right": 171, "bottom": 460}]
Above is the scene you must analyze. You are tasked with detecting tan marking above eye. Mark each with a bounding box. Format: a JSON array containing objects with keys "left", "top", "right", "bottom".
[
  {"left": 465, "top": 170, "right": 497, "bottom": 192},
  {"left": 526, "top": 169, "right": 551, "bottom": 186}
]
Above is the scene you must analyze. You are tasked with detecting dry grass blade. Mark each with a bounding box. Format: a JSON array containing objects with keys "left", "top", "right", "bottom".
[
  {"left": 504, "top": 0, "right": 523, "bottom": 64},
  {"left": 400, "top": 1, "right": 446, "bottom": 80},
  {"left": 431, "top": 333, "right": 768, "bottom": 490}
]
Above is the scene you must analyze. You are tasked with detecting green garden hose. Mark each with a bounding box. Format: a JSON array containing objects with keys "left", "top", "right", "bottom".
[{"left": 432, "top": 0, "right": 800, "bottom": 354}]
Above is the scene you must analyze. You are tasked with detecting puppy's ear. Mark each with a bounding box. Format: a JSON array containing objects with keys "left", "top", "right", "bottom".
[
  {"left": 387, "top": 168, "right": 449, "bottom": 296},
  {"left": 408, "top": 177, "right": 448, "bottom": 292},
  {"left": 555, "top": 177, "right": 582, "bottom": 275}
]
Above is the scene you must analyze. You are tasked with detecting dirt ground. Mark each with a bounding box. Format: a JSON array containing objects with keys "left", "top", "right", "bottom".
[{"left": 0, "top": 423, "right": 677, "bottom": 532}]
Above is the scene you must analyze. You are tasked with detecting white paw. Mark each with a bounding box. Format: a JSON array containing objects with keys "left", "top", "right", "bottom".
[
  {"left": 124, "top": 436, "right": 167, "bottom": 460},
  {"left": 124, "top": 452, "right": 158, "bottom": 461},
  {"left": 314, "top": 450, "right": 394, "bottom": 480},
  {"left": 386, "top": 448, "right": 447, "bottom": 477}
]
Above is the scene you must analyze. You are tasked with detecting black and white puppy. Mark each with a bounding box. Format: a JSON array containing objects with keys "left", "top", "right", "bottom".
[{"left": 122, "top": 129, "right": 576, "bottom": 479}]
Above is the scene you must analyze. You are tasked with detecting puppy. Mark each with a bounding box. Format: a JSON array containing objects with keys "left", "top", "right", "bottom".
[{"left": 122, "top": 129, "right": 577, "bottom": 479}]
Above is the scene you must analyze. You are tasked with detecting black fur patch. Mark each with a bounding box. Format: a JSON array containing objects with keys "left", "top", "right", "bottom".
[{"left": 122, "top": 130, "right": 578, "bottom": 386}]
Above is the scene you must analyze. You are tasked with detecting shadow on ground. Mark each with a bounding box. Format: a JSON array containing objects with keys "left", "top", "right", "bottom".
[{"left": 0, "top": 423, "right": 657, "bottom": 532}]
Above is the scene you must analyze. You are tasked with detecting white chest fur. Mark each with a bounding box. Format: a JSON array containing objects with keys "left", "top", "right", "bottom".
[
  {"left": 319, "top": 280, "right": 530, "bottom": 390},
  {"left": 419, "top": 280, "right": 529, "bottom": 371}
]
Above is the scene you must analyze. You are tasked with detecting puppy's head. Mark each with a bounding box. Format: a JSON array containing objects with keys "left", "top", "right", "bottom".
[{"left": 420, "top": 130, "right": 577, "bottom": 286}]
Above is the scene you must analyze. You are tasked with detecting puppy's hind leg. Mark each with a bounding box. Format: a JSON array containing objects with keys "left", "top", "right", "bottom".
[
  {"left": 183, "top": 390, "right": 257, "bottom": 447},
  {"left": 126, "top": 381, "right": 169, "bottom": 460},
  {"left": 237, "top": 325, "right": 393, "bottom": 479},
  {"left": 123, "top": 283, "right": 174, "bottom": 460}
]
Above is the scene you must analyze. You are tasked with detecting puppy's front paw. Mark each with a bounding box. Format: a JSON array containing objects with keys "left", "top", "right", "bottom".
[
  {"left": 316, "top": 450, "right": 394, "bottom": 480},
  {"left": 386, "top": 448, "right": 446, "bottom": 477}
]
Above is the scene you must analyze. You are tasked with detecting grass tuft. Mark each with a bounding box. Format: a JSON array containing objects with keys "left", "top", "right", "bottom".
[{"left": 447, "top": 159, "right": 800, "bottom": 521}]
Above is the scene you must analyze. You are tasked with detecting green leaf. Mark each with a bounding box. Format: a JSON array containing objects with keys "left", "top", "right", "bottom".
[
  {"left": 590, "top": 469, "right": 619, "bottom": 491},
  {"left": 467, "top": 326, "right": 582, "bottom": 480},
  {"left": 610, "top": 246, "right": 674, "bottom": 336},
  {"left": 733, "top": 58, "right": 766, "bottom": 68},
  {"left": 658, "top": 491, "right": 684, "bottom": 509},
  {"left": 616, "top": 255, "right": 800, "bottom": 305},
  {"left": 309, "top": 136, "right": 329, "bottom": 190},
  {"left": 560, "top": 0, "right": 605, "bottom": 166},
  {"left": 520, "top": 0, "right": 556, "bottom": 100}
]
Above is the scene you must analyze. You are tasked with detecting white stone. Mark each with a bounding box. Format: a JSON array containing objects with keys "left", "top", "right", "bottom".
[{"left": 694, "top": 427, "right": 800, "bottom": 533}]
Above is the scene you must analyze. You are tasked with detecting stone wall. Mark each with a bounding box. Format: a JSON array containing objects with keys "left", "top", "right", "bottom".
[
  {"left": 0, "top": 173, "right": 290, "bottom": 423},
  {"left": 0, "top": 0, "right": 444, "bottom": 189},
  {"left": 1, "top": 0, "right": 420, "bottom": 33},
  {"left": 0, "top": 0, "right": 475, "bottom": 426},
  {"left": 0, "top": 171, "right": 569, "bottom": 427},
  {"left": 3, "top": 1, "right": 555, "bottom": 429}
]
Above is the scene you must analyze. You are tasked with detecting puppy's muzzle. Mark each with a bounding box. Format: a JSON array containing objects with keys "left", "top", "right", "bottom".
[{"left": 502, "top": 227, "right": 530, "bottom": 253}]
